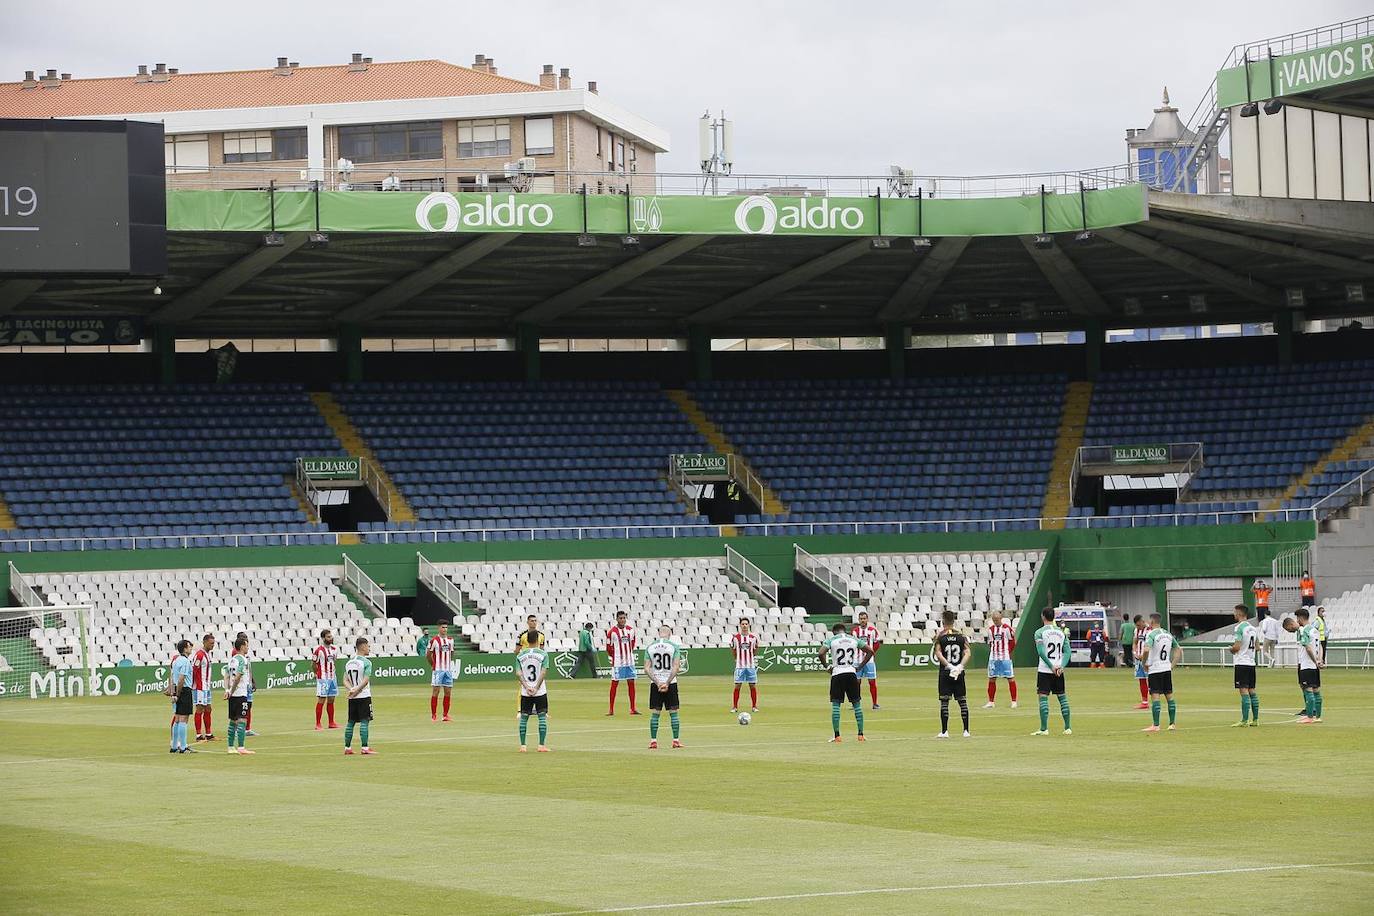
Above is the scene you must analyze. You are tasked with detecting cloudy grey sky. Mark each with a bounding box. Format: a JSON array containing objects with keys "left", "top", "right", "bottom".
[{"left": 3, "top": 0, "right": 1367, "bottom": 176}]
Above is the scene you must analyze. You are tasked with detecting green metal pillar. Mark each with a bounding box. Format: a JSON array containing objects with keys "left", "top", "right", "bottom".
[
  {"left": 338, "top": 324, "right": 363, "bottom": 383},
  {"left": 1275, "top": 310, "right": 1296, "bottom": 366},
  {"left": 1083, "top": 320, "right": 1104, "bottom": 381},
  {"left": 689, "top": 328, "right": 712, "bottom": 382},
  {"left": 884, "top": 323, "right": 906, "bottom": 380},
  {"left": 517, "top": 324, "right": 541, "bottom": 382},
  {"left": 154, "top": 325, "right": 176, "bottom": 385}
]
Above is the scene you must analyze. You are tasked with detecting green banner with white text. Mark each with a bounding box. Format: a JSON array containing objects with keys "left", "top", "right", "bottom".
[
  {"left": 1217, "top": 36, "right": 1374, "bottom": 106},
  {"left": 165, "top": 186, "right": 1149, "bottom": 239},
  {"left": 4, "top": 643, "right": 983, "bottom": 700}
]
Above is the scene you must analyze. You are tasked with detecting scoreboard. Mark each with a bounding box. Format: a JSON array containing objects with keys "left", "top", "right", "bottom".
[{"left": 0, "top": 118, "right": 166, "bottom": 276}]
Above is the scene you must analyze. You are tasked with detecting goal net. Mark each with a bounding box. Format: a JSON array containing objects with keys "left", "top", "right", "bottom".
[{"left": 0, "top": 604, "right": 94, "bottom": 701}]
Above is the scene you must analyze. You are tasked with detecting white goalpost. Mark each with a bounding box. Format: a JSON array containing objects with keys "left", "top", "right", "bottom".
[{"left": 0, "top": 604, "right": 95, "bottom": 700}]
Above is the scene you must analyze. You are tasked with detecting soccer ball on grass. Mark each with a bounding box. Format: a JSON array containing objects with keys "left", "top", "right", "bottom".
[{"left": 738, "top": 712, "right": 752, "bottom": 726}]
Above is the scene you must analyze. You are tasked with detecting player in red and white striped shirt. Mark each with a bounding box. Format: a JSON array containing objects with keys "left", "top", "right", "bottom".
[
  {"left": 730, "top": 618, "right": 760, "bottom": 713},
  {"left": 852, "top": 612, "right": 882, "bottom": 709},
  {"left": 313, "top": 629, "right": 340, "bottom": 730},
  {"left": 191, "top": 634, "right": 216, "bottom": 741},
  {"left": 606, "top": 611, "right": 640, "bottom": 716},
  {"left": 428, "top": 620, "right": 456, "bottom": 722},
  {"left": 983, "top": 610, "right": 1019, "bottom": 708}
]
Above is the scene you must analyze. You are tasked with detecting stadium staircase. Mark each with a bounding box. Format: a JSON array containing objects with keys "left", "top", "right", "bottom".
[
  {"left": 0, "top": 493, "right": 15, "bottom": 531},
  {"left": 309, "top": 391, "right": 416, "bottom": 539},
  {"left": 1041, "top": 381, "right": 1092, "bottom": 529},
  {"left": 665, "top": 389, "right": 788, "bottom": 536}
]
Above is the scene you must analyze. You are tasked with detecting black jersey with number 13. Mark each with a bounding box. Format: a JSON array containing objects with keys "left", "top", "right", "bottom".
[{"left": 937, "top": 631, "right": 969, "bottom": 668}]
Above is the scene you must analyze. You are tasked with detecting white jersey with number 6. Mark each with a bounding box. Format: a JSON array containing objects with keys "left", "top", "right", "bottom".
[
  {"left": 824, "top": 633, "right": 862, "bottom": 675},
  {"left": 1146, "top": 628, "right": 1175, "bottom": 674},
  {"left": 516, "top": 647, "right": 549, "bottom": 697}
]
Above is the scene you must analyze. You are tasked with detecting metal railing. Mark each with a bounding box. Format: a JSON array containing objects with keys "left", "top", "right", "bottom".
[
  {"left": 0, "top": 504, "right": 1329, "bottom": 554},
  {"left": 727, "top": 454, "right": 771, "bottom": 515},
  {"left": 342, "top": 554, "right": 387, "bottom": 616},
  {"left": 1225, "top": 14, "right": 1374, "bottom": 69},
  {"left": 665, "top": 461, "right": 701, "bottom": 514},
  {"left": 1271, "top": 543, "right": 1311, "bottom": 620},
  {"left": 725, "top": 544, "right": 778, "bottom": 606},
  {"left": 794, "top": 544, "right": 851, "bottom": 604},
  {"left": 7, "top": 561, "right": 45, "bottom": 607},
  {"left": 359, "top": 457, "right": 395, "bottom": 520},
  {"left": 1183, "top": 640, "right": 1374, "bottom": 668},
  {"left": 417, "top": 553, "right": 467, "bottom": 618},
  {"left": 164, "top": 164, "right": 1142, "bottom": 199},
  {"left": 292, "top": 459, "right": 325, "bottom": 523},
  {"left": 1309, "top": 465, "right": 1374, "bottom": 523}
]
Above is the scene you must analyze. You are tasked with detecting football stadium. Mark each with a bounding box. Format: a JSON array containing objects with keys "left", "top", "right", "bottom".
[{"left": 2, "top": 9, "right": 1374, "bottom": 914}]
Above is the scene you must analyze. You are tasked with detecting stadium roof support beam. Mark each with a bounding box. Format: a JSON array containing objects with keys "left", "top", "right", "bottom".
[
  {"left": 516, "top": 235, "right": 713, "bottom": 324},
  {"left": 686, "top": 239, "right": 873, "bottom": 325},
  {"left": 0, "top": 280, "right": 45, "bottom": 316},
  {"left": 1097, "top": 227, "right": 1285, "bottom": 308},
  {"left": 1017, "top": 237, "right": 1111, "bottom": 317},
  {"left": 149, "top": 233, "right": 310, "bottom": 323},
  {"left": 876, "top": 237, "right": 971, "bottom": 321},
  {"left": 334, "top": 233, "right": 521, "bottom": 323},
  {"left": 1147, "top": 191, "right": 1374, "bottom": 243},
  {"left": 1145, "top": 216, "right": 1374, "bottom": 276}
]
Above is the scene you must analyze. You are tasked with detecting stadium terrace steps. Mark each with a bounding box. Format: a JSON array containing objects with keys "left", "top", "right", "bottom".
[
  {"left": 435, "top": 557, "right": 793, "bottom": 653},
  {"left": 0, "top": 493, "right": 15, "bottom": 530},
  {"left": 666, "top": 389, "right": 788, "bottom": 516},
  {"left": 1041, "top": 381, "right": 1092, "bottom": 529},
  {"left": 308, "top": 391, "right": 417, "bottom": 524},
  {"left": 819, "top": 550, "right": 1039, "bottom": 643},
  {"left": 28, "top": 566, "right": 422, "bottom": 669},
  {"left": 1269, "top": 415, "right": 1374, "bottom": 516}
]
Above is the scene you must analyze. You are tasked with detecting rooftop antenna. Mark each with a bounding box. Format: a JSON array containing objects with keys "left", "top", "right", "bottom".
[{"left": 698, "top": 110, "right": 733, "bottom": 196}]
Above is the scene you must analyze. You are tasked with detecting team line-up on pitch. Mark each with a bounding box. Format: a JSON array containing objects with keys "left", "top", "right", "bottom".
[{"left": 159, "top": 603, "right": 1331, "bottom": 755}]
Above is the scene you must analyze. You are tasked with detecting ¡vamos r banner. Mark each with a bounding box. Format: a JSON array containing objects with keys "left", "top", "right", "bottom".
[{"left": 3, "top": 643, "right": 983, "bottom": 700}]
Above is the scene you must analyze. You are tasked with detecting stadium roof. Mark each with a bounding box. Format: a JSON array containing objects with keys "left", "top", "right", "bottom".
[
  {"left": 3, "top": 189, "right": 1370, "bottom": 338},
  {"left": 0, "top": 59, "right": 545, "bottom": 119}
]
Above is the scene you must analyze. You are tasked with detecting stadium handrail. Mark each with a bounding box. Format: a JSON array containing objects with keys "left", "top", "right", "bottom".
[
  {"left": 342, "top": 554, "right": 387, "bottom": 615},
  {"left": 7, "top": 560, "right": 44, "bottom": 606},
  {"left": 417, "top": 552, "right": 466, "bottom": 617},
  {"left": 166, "top": 163, "right": 1142, "bottom": 198},
  {"left": 725, "top": 544, "right": 779, "bottom": 606},
  {"left": 794, "top": 544, "right": 851, "bottom": 604},
  {"left": 1310, "top": 465, "right": 1374, "bottom": 523},
  {"left": 0, "top": 506, "right": 1324, "bottom": 553}
]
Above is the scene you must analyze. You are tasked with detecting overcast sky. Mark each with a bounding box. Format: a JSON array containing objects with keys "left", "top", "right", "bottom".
[{"left": 4, "top": 0, "right": 1367, "bottom": 177}]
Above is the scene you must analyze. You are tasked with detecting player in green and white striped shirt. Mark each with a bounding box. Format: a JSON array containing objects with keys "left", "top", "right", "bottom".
[
  {"left": 1229, "top": 604, "right": 1261, "bottom": 727},
  {"left": 344, "top": 637, "right": 375, "bottom": 755},
  {"left": 516, "top": 644, "right": 550, "bottom": 753}
]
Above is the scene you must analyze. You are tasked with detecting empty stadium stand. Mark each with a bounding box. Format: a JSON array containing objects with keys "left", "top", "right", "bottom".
[
  {"left": 27, "top": 566, "right": 420, "bottom": 669},
  {"left": 688, "top": 376, "right": 1065, "bottom": 532},
  {"left": 0, "top": 384, "right": 340, "bottom": 549},
  {"left": 333, "top": 382, "right": 713, "bottom": 541},
  {"left": 818, "top": 551, "right": 1039, "bottom": 643},
  {"left": 434, "top": 557, "right": 825, "bottom": 652},
  {"left": 1324, "top": 582, "right": 1374, "bottom": 640},
  {"left": 1085, "top": 361, "right": 1374, "bottom": 495}
]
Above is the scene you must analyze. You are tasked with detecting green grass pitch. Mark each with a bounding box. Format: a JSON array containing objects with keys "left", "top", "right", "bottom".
[{"left": 2, "top": 668, "right": 1371, "bottom": 915}]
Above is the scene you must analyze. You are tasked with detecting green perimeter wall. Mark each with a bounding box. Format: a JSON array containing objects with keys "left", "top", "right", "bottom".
[{"left": 3, "top": 523, "right": 1312, "bottom": 672}]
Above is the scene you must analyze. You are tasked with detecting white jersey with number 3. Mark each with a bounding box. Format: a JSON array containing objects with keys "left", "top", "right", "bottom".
[{"left": 516, "top": 648, "right": 549, "bottom": 697}]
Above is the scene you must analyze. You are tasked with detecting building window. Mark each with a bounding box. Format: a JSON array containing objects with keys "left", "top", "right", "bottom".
[
  {"left": 338, "top": 121, "right": 443, "bottom": 163},
  {"left": 615, "top": 141, "right": 626, "bottom": 172},
  {"left": 271, "top": 127, "right": 307, "bottom": 160},
  {"left": 223, "top": 130, "right": 273, "bottom": 163},
  {"left": 164, "top": 134, "right": 209, "bottom": 173},
  {"left": 457, "top": 118, "right": 511, "bottom": 158},
  {"left": 524, "top": 117, "right": 554, "bottom": 156}
]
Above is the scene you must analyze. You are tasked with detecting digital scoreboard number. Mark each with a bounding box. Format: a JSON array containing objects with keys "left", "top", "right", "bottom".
[{"left": 0, "top": 119, "right": 166, "bottom": 276}]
